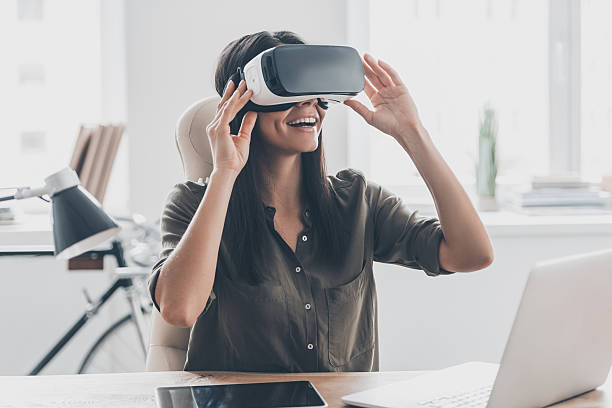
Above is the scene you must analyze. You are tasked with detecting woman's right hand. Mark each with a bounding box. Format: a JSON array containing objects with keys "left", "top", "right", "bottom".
[{"left": 206, "top": 79, "right": 258, "bottom": 176}]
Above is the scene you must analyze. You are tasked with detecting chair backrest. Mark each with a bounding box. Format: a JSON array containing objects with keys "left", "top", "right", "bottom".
[{"left": 145, "top": 95, "right": 221, "bottom": 371}]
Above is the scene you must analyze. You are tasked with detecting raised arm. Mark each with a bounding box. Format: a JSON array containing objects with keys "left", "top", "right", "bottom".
[
  {"left": 155, "top": 79, "right": 257, "bottom": 327},
  {"left": 344, "top": 53, "right": 493, "bottom": 273}
]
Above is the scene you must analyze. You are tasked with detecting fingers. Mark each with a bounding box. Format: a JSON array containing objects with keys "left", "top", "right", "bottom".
[
  {"left": 207, "top": 80, "right": 251, "bottom": 134},
  {"left": 378, "top": 59, "right": 404, "bottom": 86},
  {"left": 218, "top": 79, "right": 235, "bottom": 109},
  {"left": 236, "top": 111, "right": 258, "bottom": 141},
  {"left": 210, "top": 85, "right": 233, "bottom": 127},
  {"left": 208, "top": 99, "right": 230, "bottom": 130},
  {"left": 237, "top": 85, "right": 253, "bottom": 106},
  {"left": 361, "top": 56, "right": 385, "bottom": 90},
  {"left": 220, "top": 80, "right": 252, "bottom": 125},
  {"left": 363, "top": 53, "right": 394, "bottom": 88},
  {"left": 343, "top": 99, "right": 374, "bottom": 125},
  {"left": 209, "top": 79, "right": 251, "bottom": 128},
  {"left": 364, "top": 77, "right": 376, "bottom": 100}
]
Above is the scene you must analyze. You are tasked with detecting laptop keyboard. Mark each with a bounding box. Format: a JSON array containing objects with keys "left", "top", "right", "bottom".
[{"left": 418, "top": 385, "right": 492, "bottom": 408}]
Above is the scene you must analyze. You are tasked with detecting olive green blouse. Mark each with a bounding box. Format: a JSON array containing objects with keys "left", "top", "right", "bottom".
[{"left": 148, "top": 168, "right": 453, "bottom": 373}]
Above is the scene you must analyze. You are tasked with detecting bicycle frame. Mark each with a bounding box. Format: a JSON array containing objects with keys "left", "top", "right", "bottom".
[{"left": 27, "top": 240, "right": 149, "bottom": 375}]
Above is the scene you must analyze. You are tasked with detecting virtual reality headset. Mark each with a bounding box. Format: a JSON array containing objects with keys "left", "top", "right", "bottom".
[{"left": 226, "top": 44, "right": 365, "bottom": 112}]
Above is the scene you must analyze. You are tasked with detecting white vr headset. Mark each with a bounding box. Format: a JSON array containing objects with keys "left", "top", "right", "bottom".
[{"left": 226, "top": 44, "right": 365, "bottom": 113}]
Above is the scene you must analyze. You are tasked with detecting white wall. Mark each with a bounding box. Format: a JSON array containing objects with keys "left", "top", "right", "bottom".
[
  {"left": 124, "top": 0, "right": 350, "bottom": 220},
  {"left": 376, "top": 229, "right": 612, "bottom": 371},
  {"left": 0, "top": 255, "right": 129, "bottom": 375},
  {"left": 99, "top": 0, "right": 130, "bottom": 217}
]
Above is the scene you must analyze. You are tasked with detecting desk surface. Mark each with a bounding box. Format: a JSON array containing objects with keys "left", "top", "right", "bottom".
[
  {"left": 0, "top": 213, "right": 53, "bottom": 252},
  {"left": 0, "top": 370, "right": 609, "bottom": 408}
]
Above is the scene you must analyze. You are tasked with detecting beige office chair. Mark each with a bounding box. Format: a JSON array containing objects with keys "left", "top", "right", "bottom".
[{"left": 145, "top": 95, "right": 221, "bottom": 371}]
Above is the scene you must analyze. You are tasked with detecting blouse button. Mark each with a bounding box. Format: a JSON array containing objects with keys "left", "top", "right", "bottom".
[
  {"left": 295, "top": 266, "right": 301, "bottom": 273},
  {"left": 302, "top": 235, "right": 308, "bottom": 242},
  {"left": 307, "top": 343, "right": 314, "bottom": 350},
  {"left": 305, "top": 303, "right": 311, "bottom": 310}
]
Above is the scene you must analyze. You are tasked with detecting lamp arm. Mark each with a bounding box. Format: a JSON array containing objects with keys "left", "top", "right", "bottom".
[
  {"left": 14, "top": 185, "right": 52, "bottom": 200},
  {"left": 1, "top": 167, "right": 80, "bottom": 201},
  {"left": 0, "top": 185, "right": 50, "bottom": 201}
]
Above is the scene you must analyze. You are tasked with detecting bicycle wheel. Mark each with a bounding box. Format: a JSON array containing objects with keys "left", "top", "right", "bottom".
[{"left": 78, "top": 310, "right": 151, "bottom": 374}]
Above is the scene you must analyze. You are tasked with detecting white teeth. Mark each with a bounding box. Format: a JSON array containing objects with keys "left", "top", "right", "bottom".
[{"left": 287, "top": 117, "right": 316, "bottom": 125}]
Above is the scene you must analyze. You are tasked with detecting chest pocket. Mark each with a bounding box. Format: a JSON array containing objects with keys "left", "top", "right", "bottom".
[
  {"left": 217, "top": 275, "right": 291, "bottom": 371},
  {"left": 325, "top": 264, "right": 376, "bottom": 367}
]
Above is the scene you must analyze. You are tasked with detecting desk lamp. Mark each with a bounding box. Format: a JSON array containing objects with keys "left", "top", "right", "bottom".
[{"left": 0, "top": 167, "right": 120, "bottom": 259}]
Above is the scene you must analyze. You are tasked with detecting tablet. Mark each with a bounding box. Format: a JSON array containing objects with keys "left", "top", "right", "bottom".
[{"left": 155, "top": 380, "right": 328, "bottom": 408}]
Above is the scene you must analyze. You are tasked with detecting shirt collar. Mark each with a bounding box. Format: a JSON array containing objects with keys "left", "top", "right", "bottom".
[{"left": 262, "top": 202, "right": 312, "bottom": 227}]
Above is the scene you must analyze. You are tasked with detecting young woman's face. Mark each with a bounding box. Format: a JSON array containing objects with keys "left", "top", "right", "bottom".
[{"left": 255, "top": 98, "right": 326, "bottom": 154}]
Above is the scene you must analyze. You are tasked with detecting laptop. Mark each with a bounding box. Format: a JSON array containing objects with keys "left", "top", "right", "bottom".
[{"left": 342, "top": 248, "right": 612, "bottom": 408}]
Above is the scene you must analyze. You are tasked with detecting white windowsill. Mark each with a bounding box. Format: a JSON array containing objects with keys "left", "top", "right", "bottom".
[
  {"left": 477, "top": 210, "right": 612, "bottom": 237},
  {"left": 388, "top": 184, "right": 612, "bottom": 238}
]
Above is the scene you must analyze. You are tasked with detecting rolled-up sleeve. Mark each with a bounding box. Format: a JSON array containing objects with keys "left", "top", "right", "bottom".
[
  {"left": 365, "top": 176, "right": 454, "bottom": 277},
  {"left": 148, "top": 181, "right": 217, "bottom": 314}
]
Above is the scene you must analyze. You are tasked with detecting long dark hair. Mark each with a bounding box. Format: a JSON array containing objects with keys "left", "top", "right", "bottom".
[{"left": 214, "top": 30, "right": 349, "bottom": 284}]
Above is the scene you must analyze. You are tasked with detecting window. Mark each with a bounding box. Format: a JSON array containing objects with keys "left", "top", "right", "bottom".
[
  {"left": 17, "top": 0, "right": 43, "bottom": 21},
  {"left": 20, "top": 131, "right": 46, "bottom": 154},
  {"left": 18, "top": 63, "right": 45, "bottom": 85},
  {"left": 352, "top": 0, "right": 611, "bottom": 190},
  {"left": 365, "top": 0, "right": 548, "bottom": 187},
  {"left": 581, "top": 0, "right": 612, "bottom": 179},
  {"left": 0, "top": 0, "right": 102, "bottom": 187}
]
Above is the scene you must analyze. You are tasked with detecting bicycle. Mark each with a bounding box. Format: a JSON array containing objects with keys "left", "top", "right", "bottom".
[{"left": 27, "top": 214, "right": 161, "bottom": 375}]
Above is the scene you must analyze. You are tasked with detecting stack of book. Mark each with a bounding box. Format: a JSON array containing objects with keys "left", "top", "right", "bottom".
[
  {"left": 0, "top": 206, "right": 15, "bottom": 223},
  {"left": 511, "top": 175, "right": 612, "bottom": 215},
  {"left": 603, "top": 173, "right": 612, "bottom": 193},
  {"left": 69, "top": 124, "right": 124, "bottom": 204}
]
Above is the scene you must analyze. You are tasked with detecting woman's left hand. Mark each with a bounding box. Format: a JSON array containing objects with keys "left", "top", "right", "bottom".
[{"left": 344, "top": 53, "right": 423, "bottom": 141}]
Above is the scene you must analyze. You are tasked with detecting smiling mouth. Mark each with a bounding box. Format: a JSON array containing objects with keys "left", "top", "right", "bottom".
[{"left": 287, "top": 122, "right": 316, "bottom": 128}]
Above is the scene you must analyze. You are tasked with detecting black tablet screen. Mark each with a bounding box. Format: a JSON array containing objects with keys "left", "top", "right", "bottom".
[{"left": 155, "top": 380, "right": 326, "bottom": 408}]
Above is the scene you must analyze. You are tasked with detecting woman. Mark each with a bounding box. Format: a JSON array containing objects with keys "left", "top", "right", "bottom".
[{"left": 148, "top": 30, "right": 493, "bottom": 372}]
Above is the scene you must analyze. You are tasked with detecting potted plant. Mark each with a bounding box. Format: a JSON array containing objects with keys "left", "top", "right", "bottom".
[{"left": 476, "top": 103, "right": 499, "bottom": 211}]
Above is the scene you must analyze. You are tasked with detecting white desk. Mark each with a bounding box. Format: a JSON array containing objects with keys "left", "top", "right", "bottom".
[
  {"left": 0, "top": 213, "right": 54, "bottom": 253},
  {"left": 0, "top": 212, "right": 120, "bottom": 254},
  {"left": 0, "top": 370, "right": 610, "bottom": 408}
]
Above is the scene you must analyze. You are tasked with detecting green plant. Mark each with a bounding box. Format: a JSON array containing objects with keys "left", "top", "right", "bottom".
[{"left": 477, "top": 103, "right": 498, "bottom": 197}]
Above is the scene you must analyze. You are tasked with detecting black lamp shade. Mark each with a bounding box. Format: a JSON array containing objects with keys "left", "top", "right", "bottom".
[{"left": 51, "top": 185, "right": 120, "bottom": 259}]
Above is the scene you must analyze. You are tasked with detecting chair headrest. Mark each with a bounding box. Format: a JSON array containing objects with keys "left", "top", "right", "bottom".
[{"left": 175, "top": 95, "right": 221, "bottom": 182}]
